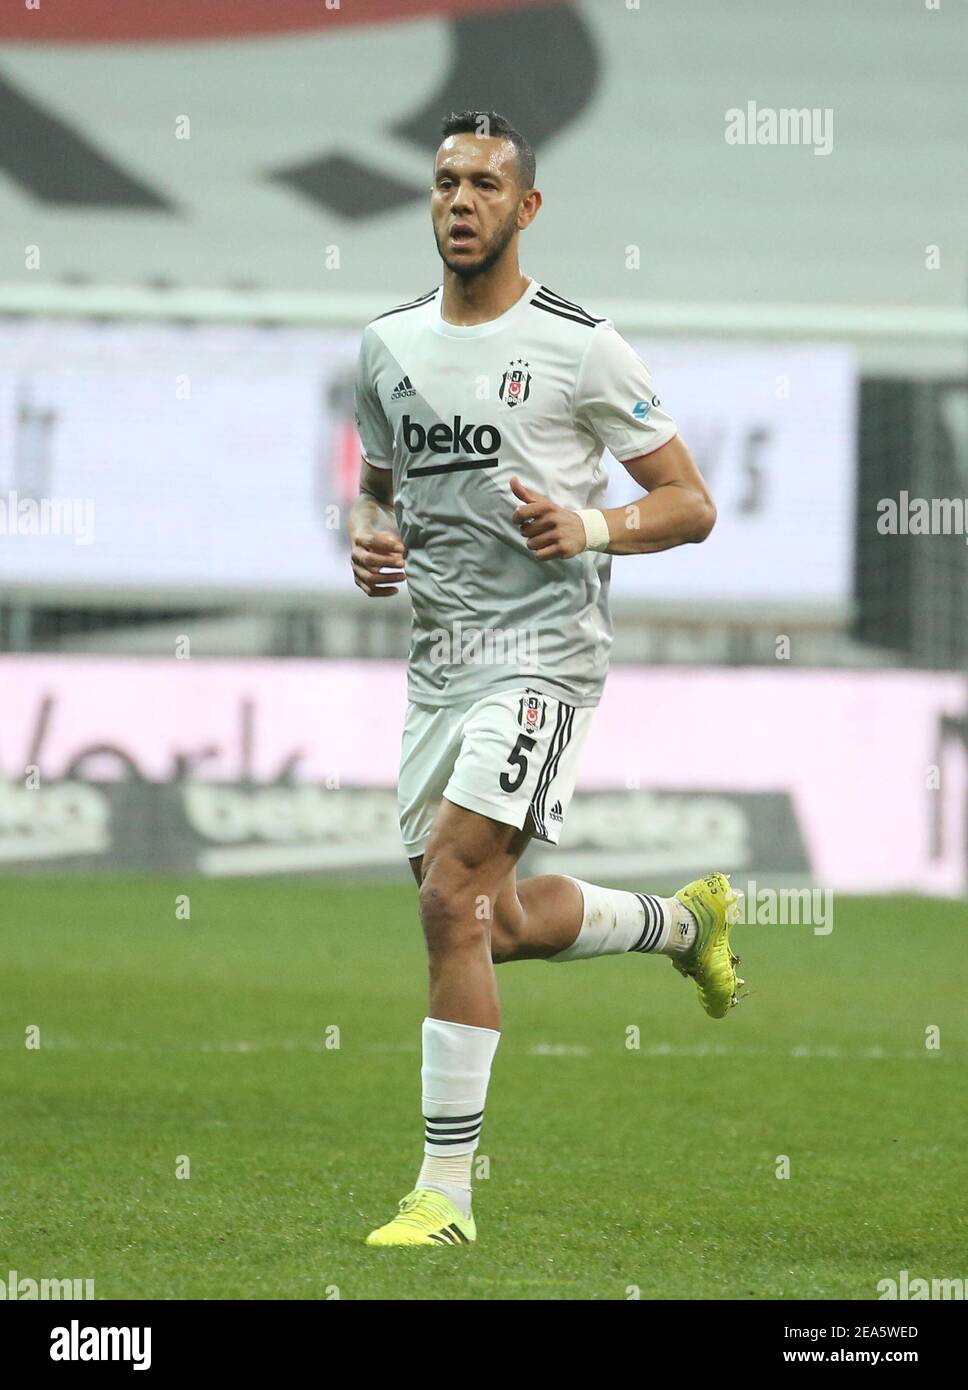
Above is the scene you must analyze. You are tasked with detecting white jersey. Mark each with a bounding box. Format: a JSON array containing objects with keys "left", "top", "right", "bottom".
[{"left": 353, "top": 276, "right": 677, "bottom": 708}]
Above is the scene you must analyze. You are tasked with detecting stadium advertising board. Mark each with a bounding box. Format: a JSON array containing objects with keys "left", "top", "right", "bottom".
[
  {"left": 0, "top": 659, "right": 961, "bottom": 894},
  {"left": 0, "top": 322, "right": 855, "bottom": 606}
]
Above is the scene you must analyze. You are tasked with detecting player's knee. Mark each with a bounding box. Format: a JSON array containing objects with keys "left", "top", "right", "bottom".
[{"left": 418, "top": 857, "right": 487, "bottom": 955}]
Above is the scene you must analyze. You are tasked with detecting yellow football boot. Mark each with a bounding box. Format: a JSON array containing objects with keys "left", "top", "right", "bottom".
[
  {"left": 672, "top": 872, "right": 744, "bottom": 1019},
  {"left": 365, "top": 1188, "right": 476, "bottom": 1247}
]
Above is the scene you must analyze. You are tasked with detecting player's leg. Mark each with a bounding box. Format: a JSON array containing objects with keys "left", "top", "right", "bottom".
[
  {"left": 370, "top": 687, "right": 613, "bottom": 1247},
  {"left": 418, "top": 842, "right": 701, "bottom": 965},
  {"left": 369, "top": 690, "right": 742, "bottom": 1247},
  {"left": 411, "top": 843, "right": 586, "bottom": 959},
  {"left": 492, "top": 863, "right": 743, "bottom": 1019},
  {"left": 491, "top": 859, "right": 698, "bottom": 963},
  {"left": 411, "top": 805, "right": 743, "bottom": 1021},
  {"left": 417, "top": 799, "right": 524, "bottom": 1027},
  {"left": 396, "top": 690, "right": 706, "bottom": 1240},
  {"left": 370, "top": 692, "right": 534, "bottom": 1248},
  {"left": 367, "top": 799, "right": 528, "bottom": 1247},
  {"left": 476, "top": 692, "right": 744, "bottom": 1017},
  {"left": 403, "top": 700, "right": 741, "bottom": 1011}
]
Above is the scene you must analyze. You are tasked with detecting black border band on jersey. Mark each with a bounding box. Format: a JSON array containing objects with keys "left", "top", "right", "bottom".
[
  {"left": 372, "top": 288, "right": 438, "bottom": 322},
  {"left": 531, "top": 286, "right": 604, "bottom": 328},
  {"left": 539, "top": 285, "right": 605, "bottom": 319}
]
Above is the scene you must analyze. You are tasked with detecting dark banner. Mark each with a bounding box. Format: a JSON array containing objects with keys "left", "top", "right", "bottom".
[{"left": 0, "top": 780, "right": 810, "bottom": 882}]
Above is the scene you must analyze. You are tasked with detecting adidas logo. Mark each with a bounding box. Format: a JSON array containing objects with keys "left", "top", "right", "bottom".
[
  {"left": 549, "top": 800, "right": 563, "bottom": 822},
  {"left": 390, "top": 376, "right": 416, "bottom": 400}
]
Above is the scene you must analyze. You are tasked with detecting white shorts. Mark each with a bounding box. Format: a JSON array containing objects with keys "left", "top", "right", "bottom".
[{"left": 398, "top": 687, "right": 595, "bottom": 859}]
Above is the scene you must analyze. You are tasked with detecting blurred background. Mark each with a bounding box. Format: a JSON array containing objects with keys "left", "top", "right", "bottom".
[{"left": 0, "top": 0, "right": 965, "bottom": 896}]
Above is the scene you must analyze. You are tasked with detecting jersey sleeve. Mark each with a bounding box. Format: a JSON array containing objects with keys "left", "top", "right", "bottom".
[
  {"left": 353, "top": 327, "right": 394, "bottom": 470},
  {"left": 573, "top": 322, "right": 677, "bottom": 461}
]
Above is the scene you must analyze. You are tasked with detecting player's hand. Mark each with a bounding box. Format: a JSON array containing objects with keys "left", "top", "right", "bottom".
[
  {"left": 510, "top": 476, "right": 587, "bottom": 561},
  {"left": 350, "top": 529, "right": 408, "bottom": 598}
]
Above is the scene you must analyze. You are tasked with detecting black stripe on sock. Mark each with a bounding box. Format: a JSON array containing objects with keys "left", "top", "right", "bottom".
[
  {"left": 422, "top": 1111, "right": 483, "bottom": 1125},
  {"left": 631, "top": 892, "right": 654, "bottom": 951},
  {"left": 643, "top": 895, "right": 667, "bottom": 947},
  {"left": 632, "top": 892, "right": 663, "bottom": 952},
  {"left": 424, "top": 1124, "right": 482, "bottom": 1137}
]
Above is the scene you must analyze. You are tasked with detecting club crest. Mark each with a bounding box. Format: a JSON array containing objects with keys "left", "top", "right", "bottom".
[
  {"left": 518, "top": 693, "right": 547, "bottom": 733},
  {"left": 499, "top": 358, "right": 532, "bottom": 409}
]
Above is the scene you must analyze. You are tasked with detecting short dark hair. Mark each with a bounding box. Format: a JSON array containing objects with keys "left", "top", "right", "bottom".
[{"left": 439, "top": 110, "right": 536, "bottom": 191}]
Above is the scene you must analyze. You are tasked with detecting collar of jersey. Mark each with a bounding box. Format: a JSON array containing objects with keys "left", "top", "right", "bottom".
[{"left": 430, "top": 275, "right": 540, "bottom": 339}]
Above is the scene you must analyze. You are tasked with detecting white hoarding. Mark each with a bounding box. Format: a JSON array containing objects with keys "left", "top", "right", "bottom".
[{"left": 0, "top": 320, "right": 855, "bottom": 605}]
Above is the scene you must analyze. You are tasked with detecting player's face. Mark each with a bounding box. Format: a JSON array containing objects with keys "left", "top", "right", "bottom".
[{"left": 431, "top": 134, "right": 524, "bottom": 279}]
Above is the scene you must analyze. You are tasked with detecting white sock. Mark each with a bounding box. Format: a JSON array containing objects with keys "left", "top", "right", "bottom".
[
  {"left": 549, "top": 879, "right": 697, "bottom": 961},
  {"left": 416, "top": 1153, "right": 474, "bottom": 1215},
  {"left": 418, "top": 1016, "right": 500, "bottom": 1219}
]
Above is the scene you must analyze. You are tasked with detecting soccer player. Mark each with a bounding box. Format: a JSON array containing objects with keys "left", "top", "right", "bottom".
[{"left": 349, "top": 110, "right": 744, "bottom": 1248}]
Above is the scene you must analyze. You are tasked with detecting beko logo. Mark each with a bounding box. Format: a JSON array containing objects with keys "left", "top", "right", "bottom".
[{"left": 402, "top": 415, "right": 502, "bottom": 477}]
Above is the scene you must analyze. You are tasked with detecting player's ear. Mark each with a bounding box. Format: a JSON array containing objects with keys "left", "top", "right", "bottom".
[{"left": 518, "top": 187, "right": 541, "bottom": 229}]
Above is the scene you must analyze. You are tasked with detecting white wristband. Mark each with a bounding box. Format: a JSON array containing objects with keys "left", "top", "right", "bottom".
[{"left": 575, "top": 508, "right": 611, "bottom": 553}]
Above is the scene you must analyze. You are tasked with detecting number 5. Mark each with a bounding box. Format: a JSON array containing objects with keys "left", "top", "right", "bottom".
[{"left": 500, "top": 734, "right": 536, "bottom": 792}]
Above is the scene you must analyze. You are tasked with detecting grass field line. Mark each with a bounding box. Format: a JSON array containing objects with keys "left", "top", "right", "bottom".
[{"left": 2, "top": 1036, "right": 940, "bottom": 1061}]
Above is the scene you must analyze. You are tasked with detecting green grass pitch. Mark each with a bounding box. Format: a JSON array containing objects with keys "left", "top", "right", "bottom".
[{"left": 1, "top": 876, "right": 964, "bottom": 1301}]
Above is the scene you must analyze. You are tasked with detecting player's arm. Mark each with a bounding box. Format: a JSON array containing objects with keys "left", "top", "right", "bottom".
[
  {"left": 513, "top": 321, "right": 715, "bottom": 560},
  {"left": 348, "top": 461, "right": 407, "bottom": 599},
  {"left": 600, "top": 434, "right": 716, "bottom": 554},
  {"left": 350, "top": 327, "right": 407, "bottom": 598},
  {"left": 510, "top": 437, "right": 715, "bottom": 561}
]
